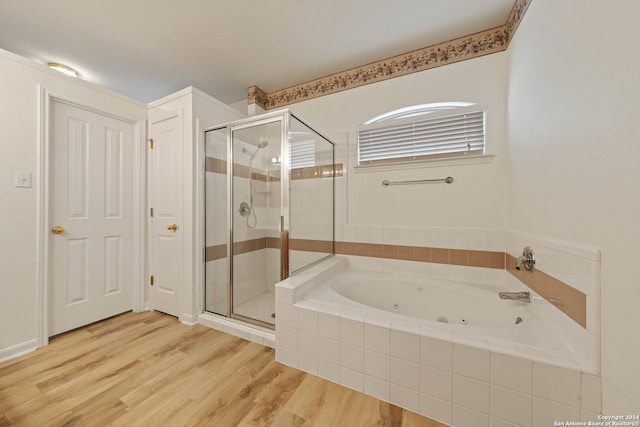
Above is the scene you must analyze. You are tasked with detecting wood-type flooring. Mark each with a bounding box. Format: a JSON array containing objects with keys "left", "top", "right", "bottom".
[{"left": 0, "top": 311, "right": 449, "bottom": 426}]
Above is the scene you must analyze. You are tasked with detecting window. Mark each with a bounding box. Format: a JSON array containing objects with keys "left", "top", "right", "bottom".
[
  {"left": 289, "top": 138, "right": 315, "bottom": 169},
  {"left": 357, "top": 103, "right": 486, "bottom": 165}
]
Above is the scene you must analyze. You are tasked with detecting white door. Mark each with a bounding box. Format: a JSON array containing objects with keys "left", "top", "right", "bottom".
[
  {"left": 148, "top": 113, "right": 183, "bottom": 317},
  {"left": 49, "top": 100, "right": 134, "bottom": 336}
]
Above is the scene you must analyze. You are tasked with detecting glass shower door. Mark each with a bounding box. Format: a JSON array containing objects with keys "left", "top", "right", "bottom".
[
  {"left": 230, "top": 119, "right": 282, "bottom": 326},
  {"left": 204, "top": 127, "right": 229, "bottom": 316},
  {"left": 204, "top": 109, "right": 334, "bottom": 329}
]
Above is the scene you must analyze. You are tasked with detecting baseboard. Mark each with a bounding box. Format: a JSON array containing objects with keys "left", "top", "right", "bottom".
[
  {"left": 180, "top": 313, "right": 199, "bottom": 326},
  {"left": 0, "top": 339, "right": 38, "bottom": 363}
]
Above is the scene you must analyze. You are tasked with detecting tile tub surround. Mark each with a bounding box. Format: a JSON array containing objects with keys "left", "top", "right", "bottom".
[
  {"left": 505, "top": 231, "right": 601, "bottom": 376},
  {"left": 213, "top": 241, "right": 586, "bottom": 329},
  {"left": 507, "top": 253, "right": 586, "bottom": 328},
  {"left": 336, "top": 224, "right": 592, "bottom": 330},
  {"left": 275, "top": 256, "right": 602, "bottom": 426},
  {"left": 210, "top": 228, "right": 593, "bottom": 329},
  {"left": 335, "top": 241, "right": 506, "bottom": 270}
]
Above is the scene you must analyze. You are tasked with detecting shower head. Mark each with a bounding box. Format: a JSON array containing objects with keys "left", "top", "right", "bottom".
[{"left": 243, "top": 140, "right": 269, "bottom": 159}]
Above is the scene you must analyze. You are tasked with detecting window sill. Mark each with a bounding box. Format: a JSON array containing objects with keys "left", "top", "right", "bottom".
[{"left": 353, "top": 154, "right": 494, "bottom": 173}]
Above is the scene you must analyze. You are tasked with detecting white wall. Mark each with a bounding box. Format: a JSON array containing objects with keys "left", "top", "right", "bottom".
[
  {"left": 289, "top": 52, "right": 510, "bottom": 229},
  {"left": 507, "top": 0, "right": 640, "bottom": 412},
  {"left": 0, "top": 49, "right": 147, "bottom": 358}
]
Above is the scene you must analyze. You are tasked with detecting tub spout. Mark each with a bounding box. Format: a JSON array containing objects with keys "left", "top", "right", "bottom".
[{"left": 499, "top": 291, "right": 531, "bottom": 303}]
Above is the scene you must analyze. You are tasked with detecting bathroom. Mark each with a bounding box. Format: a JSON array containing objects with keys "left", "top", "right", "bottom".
[
  {"left": 266, "top": 2, "right": 639, "bottom": 424},
  {"left": 213, "top": 1, "right": 635, "bottom": 425},
  {"left": 199, "top": 1, "right": 636, "bottom": 423},
  {"left": 0, "top": 0, "right": 638, "bottom": 425}
]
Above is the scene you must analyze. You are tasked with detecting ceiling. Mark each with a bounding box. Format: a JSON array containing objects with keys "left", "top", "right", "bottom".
[{"left": 0, "top": 0, "right": 515, "bottom": 105}]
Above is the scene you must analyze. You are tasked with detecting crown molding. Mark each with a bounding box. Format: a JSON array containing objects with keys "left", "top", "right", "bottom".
[{"left": 249, "top": 0, "right": 532, "bottom": 110}]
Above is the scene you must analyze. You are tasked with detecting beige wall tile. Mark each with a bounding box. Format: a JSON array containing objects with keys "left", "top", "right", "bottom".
[
  {"left": 414, "top": 247, "right": 431, "bottom": 263},
  {"left": 431, "top": 248, "right": 449, "bottom": 264},
  {"left": 398, "top": 246, "right": 415, "bottom": 261},
  {"left": 549, "top": 278, "right": 567, "bottom": 311},
  {"left": 487, "top": 251, "right": 505, "bottom": 269},
  {"left": 449, "top": 249, "right": 468, "bottom": 266},
  {"left": 468, "top": 250, "right": 488, "bottom": 268},
  {"left": 566, "top": 286, "right": 587, "bottom": 328}
]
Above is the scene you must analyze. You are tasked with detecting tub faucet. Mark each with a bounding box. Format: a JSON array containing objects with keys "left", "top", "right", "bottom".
[
  {"left": 515, "top": 246, "right": 535, "bottom": 272},
  {"left": 499, "top": 291, "right": 531, "bottom": 303}
]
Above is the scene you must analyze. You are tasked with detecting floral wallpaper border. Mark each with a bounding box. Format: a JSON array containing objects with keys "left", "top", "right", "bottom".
[{"left": 248, "top": 0, "right": 532, "bottom": 110}]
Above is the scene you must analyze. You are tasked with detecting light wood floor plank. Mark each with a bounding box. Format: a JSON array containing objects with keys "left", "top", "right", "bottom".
[{"left": 0, "top": 311, "right": 450, "bottom": 427}]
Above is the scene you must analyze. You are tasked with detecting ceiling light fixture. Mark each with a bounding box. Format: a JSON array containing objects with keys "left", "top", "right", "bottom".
[{"left": 47, "top": 62, "right": 79, "bottom": 78}]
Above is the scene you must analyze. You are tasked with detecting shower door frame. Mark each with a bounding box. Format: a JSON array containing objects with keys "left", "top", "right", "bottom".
[
  {"left": 205, "top": 108, "right": 335, "bottom": 329},
  {"left": 226, "top": 111, "right": 289, "bottom": 329}
]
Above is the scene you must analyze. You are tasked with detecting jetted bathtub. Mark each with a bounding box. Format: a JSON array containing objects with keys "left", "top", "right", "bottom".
[
  {"left": 299, "top": 267, "right": 567, "bottom": 350},
  {"left": 306, "top": 269, "right": 528, "bottom": 327},
  {"left": 275, "top": 256, "right": 594, "bottom": 425}
]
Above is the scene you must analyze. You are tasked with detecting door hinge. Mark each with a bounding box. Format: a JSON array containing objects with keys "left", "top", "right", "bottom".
[
  {"left": 150, "top": 207, "right": 154, "bottom": 217},
  {"left": 150, "top": 275, "right": 154, "bottom": 286},
  {"left": 149, "top": 138, "right": 154, "bottom": 149}
]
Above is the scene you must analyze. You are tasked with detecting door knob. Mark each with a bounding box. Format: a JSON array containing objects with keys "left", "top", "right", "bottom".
[
  {"left": 52, "top": 226, "right": 65, "bottom": 234},
  {"left": 167, "top": 224, "right": 178, "bottom": 231}
]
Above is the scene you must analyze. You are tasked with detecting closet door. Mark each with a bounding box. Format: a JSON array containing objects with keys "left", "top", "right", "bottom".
[{"left": 148, "top": 111, "right": 183, "bottom": 317}]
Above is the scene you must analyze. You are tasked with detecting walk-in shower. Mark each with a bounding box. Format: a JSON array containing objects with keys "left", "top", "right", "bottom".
[{"left": 204, "top": 109, "right": 335, "bottom": 328}]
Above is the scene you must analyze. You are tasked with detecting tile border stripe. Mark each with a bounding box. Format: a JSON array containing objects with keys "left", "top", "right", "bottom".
[
  {"left": 205, "top": 156, "right": 343, "bottom": 180},
  {"left": 506, "top": 254, "right": 587, "bottom": 328},
  {"left": 205, "top": 234, "right": 587, "bottom": 329}
]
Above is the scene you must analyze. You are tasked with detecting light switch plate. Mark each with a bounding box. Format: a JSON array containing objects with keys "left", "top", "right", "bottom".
[{"left": 15, "top": 171, "right": 32, "bottom": 188}]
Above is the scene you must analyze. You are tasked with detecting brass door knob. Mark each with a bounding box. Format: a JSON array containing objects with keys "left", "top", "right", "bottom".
[
  {"left": 52, "top": 226, "right": 65, "bottom": 234},
  {"left": 167, "top": 224, "right": 178, "bottom": 231}
]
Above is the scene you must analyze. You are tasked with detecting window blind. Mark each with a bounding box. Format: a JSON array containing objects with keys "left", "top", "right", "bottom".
[
  {"left": 358, "top": 110, "right": 485, "bottom": 165},
  {"left": 290, "top": 139, "right": 316, "bottom": 169}
]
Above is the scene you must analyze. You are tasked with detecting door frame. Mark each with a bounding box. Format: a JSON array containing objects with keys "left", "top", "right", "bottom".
[{"left": 36, "top": 86, "right": 146, "bottom": 347}]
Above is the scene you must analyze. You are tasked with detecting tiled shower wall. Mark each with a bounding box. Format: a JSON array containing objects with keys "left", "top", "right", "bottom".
[
  {"left": 204, "top": 142, "right": 274, "bottom": 312},
  {"left": 289, "top": 165, "right": 337, "bottom": 272},
  {"left": 205, "top": 152, "right": 341, "bottom": 285}
]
